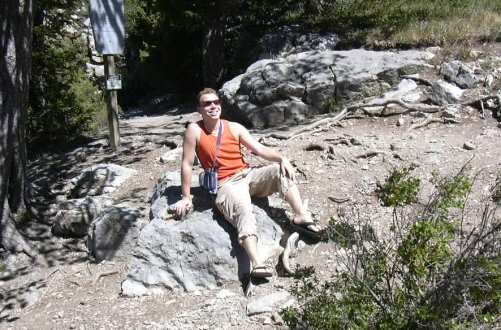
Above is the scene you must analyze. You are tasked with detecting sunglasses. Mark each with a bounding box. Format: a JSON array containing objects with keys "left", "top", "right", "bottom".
[{"left": 201, "top": 99, "right": 220, "bottom": 107}]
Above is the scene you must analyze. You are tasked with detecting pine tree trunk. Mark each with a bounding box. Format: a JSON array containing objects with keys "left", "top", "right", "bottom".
[{"left": 0, "top": 0, "right": 34, "bottom": 255}]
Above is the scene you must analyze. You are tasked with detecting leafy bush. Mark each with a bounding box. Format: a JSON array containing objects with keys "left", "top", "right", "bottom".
[
  {"left": 285, "top": 167, "right": 501, "bottom": 329},
  {"left": 29, "top": 2, "right": 106, "bottom": 147},
  {"left": 377, "top": 166, "right": 420, "bottom": 207}
]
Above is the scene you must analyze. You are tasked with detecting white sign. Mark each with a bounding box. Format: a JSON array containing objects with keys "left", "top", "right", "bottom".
[
  {"left": 90, "top": 0, "right": 125, "bottom": 55},
  {"left": 106, "top": 74, "right": 122, "bottom": 90}
]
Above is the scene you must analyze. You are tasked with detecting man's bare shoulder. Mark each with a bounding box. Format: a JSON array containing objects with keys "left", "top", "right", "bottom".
[
  {"left": 186, "top": 121, "right": 201, "bottom": 130},
  {"left": 184, "top": 121, "right": 201, "bottom": 143},
  {"left": 185, "top": 121, "right": 202, "bottom": 134}
]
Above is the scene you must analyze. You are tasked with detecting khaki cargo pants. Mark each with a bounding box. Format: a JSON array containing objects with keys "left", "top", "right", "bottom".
[{"left": 215, "top": 164, "right": 289, "bottom": 243}]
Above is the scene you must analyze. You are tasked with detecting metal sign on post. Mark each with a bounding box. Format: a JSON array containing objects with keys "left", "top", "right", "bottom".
[
  {"left": 106, "top": 74, "right": 122, "bottom": 90},
  {"left": 90, "top": 0, "right": 125, "bottom": 55},
  {"left": 89, "top": 0, "right": 125, "bottom": 151}
]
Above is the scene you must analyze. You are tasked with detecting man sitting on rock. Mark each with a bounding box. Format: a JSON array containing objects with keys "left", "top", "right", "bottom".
[{"left": 174, "top": 87, "right": 321, "bottom": 278}]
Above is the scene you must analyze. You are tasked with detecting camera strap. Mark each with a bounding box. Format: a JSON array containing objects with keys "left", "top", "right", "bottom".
[{"left": 212, "top": 120, "right": 224, "bottom": 171}]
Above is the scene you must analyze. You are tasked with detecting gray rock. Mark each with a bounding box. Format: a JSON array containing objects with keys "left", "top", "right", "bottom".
[
  {"left": 441, "top": 61, "right": 482, "bottom": 89},
  {"left": 87, "top": 206, "right": 142, "bottom": 262},
  {"left": 67, "top": 164, "right": 136, "bottom": 198},
  {"left": 122, "top": 207, "right": 283, "bottom": 295},
  {"left": 149, "top": 171, "right": 203, "bottom": 221},
  {"left": 485, "top": 74, "right": 495, "bottom": 87},
  {"left": 159, "top": 147, "right": 182, "bottom": 163},
  {"left": 430, "top": 80, "right": 464, "bottom": 105},
  {"left": 369, "top": 79, "right": 420, "bottom": 105},
  {"left": 52, "top": 197, "right": 114, "bottom": 238},
  {"left": 442, "top": 105, "right": 462, "bottom": 119},
  {"left": 246, "top": 291, "right": 295, "bottom": 316},
  {"left": 123, "top": 171, "right": 285, "bottom": 296},
  {"left": 257, "top": 26, "right": 339, "bottom": 59},
  {"left": 463, "top": 142, "right": 476, "bottom": 150},
  {"left": 221, "top": 49, "right": 434, "bottom": 128}
]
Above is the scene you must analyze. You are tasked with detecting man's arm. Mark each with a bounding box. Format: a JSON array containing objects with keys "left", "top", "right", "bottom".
[
  {"left": 174, "top": 123, "right": 198, "bottom": 218},
  {"left": 233, "top": 122, "right": 295, "bottom": 181}
]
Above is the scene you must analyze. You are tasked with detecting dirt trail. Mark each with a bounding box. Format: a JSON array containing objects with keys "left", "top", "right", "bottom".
[{"left": 2, "top": 101, "right": 501, "bottom": 329}]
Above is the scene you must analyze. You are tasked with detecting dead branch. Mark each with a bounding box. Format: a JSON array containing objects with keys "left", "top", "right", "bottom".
[
  {"left": 328, "top": 196, "right": 351, "bottom": 203},
  {"left": 355, "top": 150, "right": 387, "bottom": 159},
  {"left": 400, "top": 74, "right": 433, "bottom": 86},
  {"left": 288, "top": 108, "right": 349, "bottom": 140},
  {"left": 66, "top": 279, "right": 81, "bottom": 286},
  {"left": 46, "top": 268, "right": 60, "bottom": 280},
  {"left": 265, "top": 108, "right": 349, "bottom": 141},
  {"left": 267, "top": 133, "right": 289, "bottom": 140},
  {"left": 462, "top": 94, "right": 501, "bottom": 107},
  {"left": 262, "top": 97, "right": 447, "bottom": 142},
  {"left": 408, "top": 117, "right": 460, "bottom": 130},
  {"left": 324, "top": 137, "right": 351, "bottom": 145},
  {"left": 357, "top": 100, "right": 442, "bottom": 116},
  {"left": 92, "top": 270, "right": 119, "bottom": 285},
  {"left": 282, "top": 232, "right": 299, "bottom": 274}
]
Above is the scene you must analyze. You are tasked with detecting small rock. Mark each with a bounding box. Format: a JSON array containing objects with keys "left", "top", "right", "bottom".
[
  {"left": 261, "top": 316, "right": 273, "bottom": 325},
  {"left": 272, "top": 312, "right": 284, "bottom": 325},
  {"left": 304, "top": 143, "right": 325, "bottom": 151},
  {"left": 463, "top": 142, "right": 476, "bottom": 150},
  {"left": 497, "top": 123, "right": 501, "bottom": 129},
  {"left": 350, "top": 138, "right": 362, "bottom": 146},
  {"left": 216, "top": 289, "right": 235, "bottom": 299},
  {"left": 246, "top": 291, "right": 294, "bottom": 316},
  {"left": 390, "top": 143, "right": 401, "bottom": 151},
  {"left": 396, "top": 118, "right": 404, "bottom": 126},
  {"left": 485, "top": 74, "right": 495, "bottom": 87}
]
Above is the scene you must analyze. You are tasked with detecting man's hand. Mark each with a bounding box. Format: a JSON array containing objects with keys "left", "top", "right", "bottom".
[
  {"left": 280, "top": 158, "right": 296, "bottom": 182},
  {"left": 173, "top": 196, "right": 193, "bottom": 220}
]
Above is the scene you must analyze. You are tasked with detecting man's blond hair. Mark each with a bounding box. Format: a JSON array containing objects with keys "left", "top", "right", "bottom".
[{"left": 197, "top": 88, "right": 218, "bottom": 105}]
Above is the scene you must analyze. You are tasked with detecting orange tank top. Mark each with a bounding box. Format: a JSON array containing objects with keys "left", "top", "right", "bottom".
[{"left": 197, "top": 120, "right": 248, "bottom": 182}]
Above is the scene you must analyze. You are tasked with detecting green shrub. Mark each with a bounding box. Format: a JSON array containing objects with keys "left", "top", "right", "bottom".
[
  {"left": 285, "top": 167, "right": 500, "bottom": 329},
  {"left": 28, "top": 2, "right": 106, "bottom": 148},
  {"left": 377, "top": 166, "right": 420, "bottom": 207}
]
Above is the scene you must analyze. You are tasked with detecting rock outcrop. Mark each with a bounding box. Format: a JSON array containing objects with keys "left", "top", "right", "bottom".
[
  {"left": 87, "top": 205, "right": 142, "bottom": 262},
  {"left": 51, "top": 196, "right": 114, "bottom": 238},
  {"left": 122, "top": 171, "right": 285, "bottom": 296},
  {"left": 67, "top": 164, "right": 136, "bottom": 198},
  {"left": 220, "top": 49, "right": 434, "bottom": 128}
]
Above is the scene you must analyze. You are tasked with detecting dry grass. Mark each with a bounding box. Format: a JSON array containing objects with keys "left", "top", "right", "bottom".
[{"left": 385, "top": 10, "right": 501, "bottom": 47}]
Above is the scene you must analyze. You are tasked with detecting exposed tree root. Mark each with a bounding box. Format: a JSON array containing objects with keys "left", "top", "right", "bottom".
[
  {"left": 92, "top": 270, "right": 119, "bottom": 285},
  {"left": 462, "top": 94, "right": 501, "bottom": 107},
  {"left": 400, "top": 74, "right": 433, "bottom": 86},
  {"left": 355, "top": 150, "right": 388, "bottom": 159},
  {"left": 282, "top": 232, "right": 299, "bottom": 274},
  {"left": 357, "top": 100, "right": 442, "bottom": 116},
  {"left": 264, "top": 93, "right": 500, "bottom": 141},
  {"left": 408, "top": 117, "right": 461, "bottom": 130}
]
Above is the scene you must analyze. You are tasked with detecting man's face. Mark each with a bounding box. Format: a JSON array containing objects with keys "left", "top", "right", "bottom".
[{"left": 198, "top": 93, "right": 221, "bottom": 120}]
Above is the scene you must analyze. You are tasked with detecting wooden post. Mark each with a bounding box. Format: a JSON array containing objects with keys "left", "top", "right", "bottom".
[{"left": 104, "top": 55, "right": 120, "bottom": 150}]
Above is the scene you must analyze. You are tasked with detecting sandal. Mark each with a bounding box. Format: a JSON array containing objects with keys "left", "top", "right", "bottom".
[
  {"left": 289, "top": 220, "right": 323, "bottom": 240},
  {"left": 250, "top": 265, "right": 273, "bottom": 278},
  {"left": 290, "top": 199, "right": 324, "bottom": 240}
]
